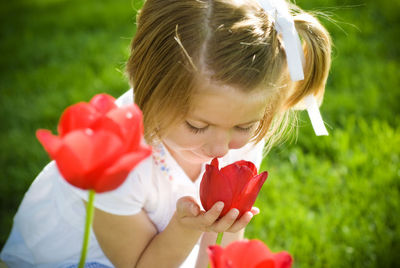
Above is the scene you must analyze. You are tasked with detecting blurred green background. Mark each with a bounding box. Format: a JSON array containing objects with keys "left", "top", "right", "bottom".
[{"left": 0, "top": 0, "right": 399, "bottom": 267}]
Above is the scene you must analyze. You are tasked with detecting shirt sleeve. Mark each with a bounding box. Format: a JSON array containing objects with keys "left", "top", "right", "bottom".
[{"left": 68, "top": 157, "right": 153, "bottom": 216}]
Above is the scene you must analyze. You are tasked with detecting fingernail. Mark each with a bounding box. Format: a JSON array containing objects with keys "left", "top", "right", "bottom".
[
  {"left": 231, "top": 209, "right": 239, "bottom": 217},
  {"left": 247, "top": 212, "right": 254, "bottom": 220},
  {"left": 252, "top": 207, "right": 260, "bottom": 215},
  {"left": 216, "top": 202, "right": 224, "bottom": 210}
]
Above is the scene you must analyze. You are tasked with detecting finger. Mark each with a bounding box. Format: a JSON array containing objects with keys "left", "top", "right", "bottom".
[
  {"left": 226, "top": 211, "right": 254, "bottom": 233},
  {"left": 210, "top": 208, "right": 240, "bottom": 233},
  {"left": 201, "top": 201, "right": 224, "bottom": 226},
  {"left": 251, "top": 207, "right": 260, "bottom": 216},
  {"left": 176, "top": 196, "right": 201, "bottom": 218}
]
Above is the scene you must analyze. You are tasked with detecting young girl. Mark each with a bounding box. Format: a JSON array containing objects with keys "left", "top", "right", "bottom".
[{"left": 1, "top": 0, "right": 331, "bottom": 267}]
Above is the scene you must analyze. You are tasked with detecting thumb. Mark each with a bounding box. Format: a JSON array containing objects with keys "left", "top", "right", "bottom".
[{"left": 176, "top": 196, "right": 200, "bottom": 218}]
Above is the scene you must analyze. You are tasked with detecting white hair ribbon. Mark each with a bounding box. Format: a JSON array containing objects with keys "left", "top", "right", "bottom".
[
  {"left": 303, "top": 95, "right": 329, "bottom": 136},
  {"left": 258, "top": 0, "right": 304, "bottom": 81},
  {"left": 259, "top": 0, "right": 329, "bottom": 136}
]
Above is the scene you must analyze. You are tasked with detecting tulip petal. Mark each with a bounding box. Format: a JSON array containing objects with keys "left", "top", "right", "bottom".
[
  {"left": 254, "top": 259, "right": 276, "bottom": 268},
  {"left": 66, "top": 130, "right": 123, "bottom": 172},
  {"left": 207, "top": 245, "right": 230, "bottom": 268},
  {"left": 105, "top": 105, "right": 143, "bottom": 151},
  {"left": 225, "top": 240, "right": 274, "bottom": 268},
  {"left": 89, "top": 94, "right": 117, "bottom": 115},
  {"left": 234, "top": 171, "right": 268, "bottom": 214},
  {"left": 221, "top": 163, "right": 254, "bottom": 210},
  {"left": 36, "top": 129, "right": 63, "bottom": 159},
  {"left": 243, "top": 171, "right": 268, "bottom": 198},
  {"left": 211, "top": 158, "right": 219, "bottom": 169},
  {"left": 94, "top": 145, "right": 152, "bottom": 192},
  {"left": 54, "top": 130, "right": 124, "bottom": 189},
  {"left": 274, "top": 252, "right": 293, "bottom": 268},
  {"left": 90, "top": 116, "right": 124, "bottom": 143},
  {"left": 208, "top": 240, "right": 293, "bottom": 268},
  {"left": 234, "top": 160, "right": 257, "bottom": 176},
  {"left": 87, "top": 131, "right": 126, "bottom": 176},
  {"left": 200, "top": 159, "right": 233, "bottom": 216},
  {"left": 54, "top": 136, "right": 92, "bottom": 189},
  {"left": 200, "top": 164, "right": 220, "bottom": 211},
  {"left": 58, "top": 103, "right": 99, "bottom": 137},
  {"left": 36, "top": 93, "right": 151, "bottom": 193}
]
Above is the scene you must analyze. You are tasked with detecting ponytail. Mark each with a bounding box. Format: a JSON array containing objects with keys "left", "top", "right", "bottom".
[{"left": 285, "top": 12, "right": 332, "bottom": 109}]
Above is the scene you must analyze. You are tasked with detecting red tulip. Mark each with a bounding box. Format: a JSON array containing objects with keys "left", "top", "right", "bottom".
[
  {"left": 200, "top": 158, "right": 268, "bottom": 218},
  {"left": 208, "top": 239, "right": 293, "bottom": 268},
  {"left": 36, "top": 93, "right": 152, "bottom": 193}
]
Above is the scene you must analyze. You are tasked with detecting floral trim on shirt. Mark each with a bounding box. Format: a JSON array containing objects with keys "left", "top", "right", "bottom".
[{"left": 152, "top": 143, "right": 174, "bottom": 182}]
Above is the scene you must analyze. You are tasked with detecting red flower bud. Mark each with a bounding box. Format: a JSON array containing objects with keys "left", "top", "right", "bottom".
[
  {"left": 208, "top": 239, "right": 293, "bottom": 268},
  {"left": 200, "top": 158, "right": 268, "bottom": 217},
  {"left": 36, "top": 93, "right": 152, "bottom": 193}
]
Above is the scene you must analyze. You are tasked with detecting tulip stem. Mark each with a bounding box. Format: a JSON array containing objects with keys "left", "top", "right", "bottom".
[
  {"left": 216, "top": 232, "right": 224, "bottom": 245},
  {"left": 78, "top": 189, "right": 96, "bottom": 268}
]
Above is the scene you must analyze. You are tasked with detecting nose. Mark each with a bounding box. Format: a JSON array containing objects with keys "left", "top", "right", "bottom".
[
  {"left": 207, "top": 146, "right": 229, "bottom": 158},
  {"left": 205, "top": 131, "right": 230, "bottom": 158}
]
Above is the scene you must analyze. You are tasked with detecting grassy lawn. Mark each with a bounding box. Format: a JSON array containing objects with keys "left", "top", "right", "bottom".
[{"left": 0, "top": 0, "right": 399, "bottom": 267}]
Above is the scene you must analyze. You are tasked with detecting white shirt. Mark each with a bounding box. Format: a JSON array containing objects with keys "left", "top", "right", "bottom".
[{"left": 1, "top": 89, "right": 265, "bottom": 268}]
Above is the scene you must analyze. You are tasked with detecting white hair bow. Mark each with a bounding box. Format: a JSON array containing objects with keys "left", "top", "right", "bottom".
[{"left": 258, "top": 0, "right": 329, "bottom": 136}]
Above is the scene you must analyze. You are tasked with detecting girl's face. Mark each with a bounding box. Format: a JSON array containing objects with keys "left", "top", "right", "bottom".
[{"left": 162, "top": 82, "right": 269, "bottom": 166}]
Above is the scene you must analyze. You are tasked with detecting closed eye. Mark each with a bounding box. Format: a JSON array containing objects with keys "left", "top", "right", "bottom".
[
  {"left": 235, "top": 125, "right": 254, "bottom": 132},
  {"left": 235, "top": 123, "right": 257, "bottom": 132},
  {"left": 185, "top": 121, "right": 209, "bottom": 134}
]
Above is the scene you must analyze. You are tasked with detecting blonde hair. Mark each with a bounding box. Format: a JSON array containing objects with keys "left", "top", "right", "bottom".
[{"left": 126, "top": 0, "right": 331, "bottom": 150}]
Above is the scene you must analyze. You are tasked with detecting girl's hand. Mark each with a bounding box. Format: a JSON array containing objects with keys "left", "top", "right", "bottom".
[{"left": 175, "top": 196, "right": 257, "bottom": 233}]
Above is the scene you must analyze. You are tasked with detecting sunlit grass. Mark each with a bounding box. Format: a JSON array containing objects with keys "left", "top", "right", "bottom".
[
  {"left": 0, "top": 0, "right": 138, "bottom": 244},
  {"left": 251, "top": 116, "right": 400, "bottom": 267}
]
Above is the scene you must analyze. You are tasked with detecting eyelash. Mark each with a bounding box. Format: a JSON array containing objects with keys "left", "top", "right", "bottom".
[
  {"left": 185, "top": 122, "right": 254, "bottom": 134},
  {"left": 235, "top": 125, "right": 254, "bottom": 132},
  {"left": 185, "top": 122, "right": 208, "bottom": 134}
]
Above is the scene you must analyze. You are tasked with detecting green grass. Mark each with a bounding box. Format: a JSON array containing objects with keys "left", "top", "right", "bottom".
[
  {"left": 0, "top": 0, "right": 399, "bottom": 267},
  {"left": 252, "top": 116, "right": 400, "bottom": 267},
  {"left": 0, "top": 0, "right": 140, "bottom": 245}
]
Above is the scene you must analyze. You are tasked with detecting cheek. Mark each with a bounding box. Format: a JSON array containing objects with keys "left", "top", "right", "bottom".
[{"left": 228, "top": 133, "right": 253, "bottom": 149}]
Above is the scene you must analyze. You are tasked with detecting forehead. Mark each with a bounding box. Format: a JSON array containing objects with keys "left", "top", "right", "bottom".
[{"left": 189, "top": 82, "right": 270, "bottom": 126}]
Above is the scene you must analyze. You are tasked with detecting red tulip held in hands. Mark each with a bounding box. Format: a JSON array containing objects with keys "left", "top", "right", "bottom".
[
  {"left": 36, "top": 93, "right": 152, "bottom": 193},
  {"left": 208, "top": 239, "right": 293, "bottom": 268},
  {"left": 200, "top": 158, "right": 268, "bottom": 218}
]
